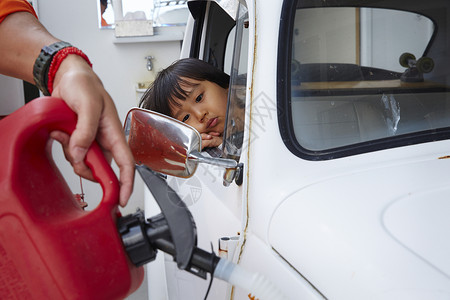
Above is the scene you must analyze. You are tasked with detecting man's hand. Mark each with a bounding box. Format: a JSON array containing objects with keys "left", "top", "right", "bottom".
[{"left": 49, "top": 55, "right": 134, "bottom": 207}]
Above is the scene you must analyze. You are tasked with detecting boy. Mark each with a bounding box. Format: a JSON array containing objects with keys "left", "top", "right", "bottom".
[{"left": 139, "top": 58, "right": 230, "bottom": 149}]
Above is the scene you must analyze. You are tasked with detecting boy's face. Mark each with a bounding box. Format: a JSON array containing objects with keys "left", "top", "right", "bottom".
[{"left": 170, "top": 79, "right": 228, "bottom": 136}]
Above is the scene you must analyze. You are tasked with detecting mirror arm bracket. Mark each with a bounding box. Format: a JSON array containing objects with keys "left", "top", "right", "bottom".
[
  {"left": 223, "top": 163, "right": 244, "bottom": 186},
  {"left": 189, "top": 151, "right": 244, "bottom": 186},
  {"left": 188, "top": 150, "right": 237, "bottom": 168}
]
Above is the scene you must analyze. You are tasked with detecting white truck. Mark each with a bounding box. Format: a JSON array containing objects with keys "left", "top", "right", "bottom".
[{"left": 130, "top": 0, "right": 450, "bottom": 299}]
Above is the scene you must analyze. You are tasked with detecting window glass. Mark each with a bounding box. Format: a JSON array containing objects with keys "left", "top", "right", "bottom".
[
  {"left": 288, "top": 5, "right": 450, "bottom": 153},
  {"left": 222, "top": 3, "right": 249, "bottom": 160},
  {"left": 202, "top": 2, "right": 236, "bottom": 71}
]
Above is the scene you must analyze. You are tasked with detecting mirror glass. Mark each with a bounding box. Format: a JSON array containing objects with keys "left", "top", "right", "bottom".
[
  {"left": 98, "top": 0, "right": 189, "bottom": 29},
  {"left": 124, "top": 108, "right": 201, "bottom": 178},
  {"left": 99, "top": 0, "right": 115, "bottom": 28},
  {"left": 153, "top": 0, "right": 188, "bottom": 27},
  {"left": 121, "top": 0, "right": 154, "bottom": 21}
]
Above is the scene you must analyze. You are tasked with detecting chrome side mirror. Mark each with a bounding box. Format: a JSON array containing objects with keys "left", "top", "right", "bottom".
[{"left": 124, "top": 108, "right": 242, "bottom": 185}]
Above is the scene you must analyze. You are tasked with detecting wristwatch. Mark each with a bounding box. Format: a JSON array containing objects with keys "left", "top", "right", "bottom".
[{"left": 33, "top": 41, "right": 72, "bottom": 95}]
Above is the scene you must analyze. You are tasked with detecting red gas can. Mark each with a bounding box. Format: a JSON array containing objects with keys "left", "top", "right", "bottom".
[{"left": 0, "top": 97, "right": 143, "bottom": 299}]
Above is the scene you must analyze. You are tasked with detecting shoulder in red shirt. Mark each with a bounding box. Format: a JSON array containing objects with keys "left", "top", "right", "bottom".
[{"left": 0, "top": 0, "right": 38, "bottom": 24}]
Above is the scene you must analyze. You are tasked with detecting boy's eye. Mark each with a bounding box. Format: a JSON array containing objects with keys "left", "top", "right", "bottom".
[
  {"left": 182, "top": 114, "right": 190, "bottom": 122},
  {"left": 195, "top": 94, "right": 203, "bottom": 103}
]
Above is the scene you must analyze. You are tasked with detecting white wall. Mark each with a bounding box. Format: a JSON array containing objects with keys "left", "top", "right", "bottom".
[{"left": 37, "top": 0, "right": 182, "bottom": 214}]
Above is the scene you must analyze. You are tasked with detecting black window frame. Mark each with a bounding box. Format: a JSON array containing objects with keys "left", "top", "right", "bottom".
[{"left": 277, "top": 0, "right": 450, "bottom": 161}]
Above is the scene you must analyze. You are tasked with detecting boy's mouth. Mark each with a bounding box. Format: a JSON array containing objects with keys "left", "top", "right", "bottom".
[{"left": 207, "top": 117, "right": 218, "bottom": 129}]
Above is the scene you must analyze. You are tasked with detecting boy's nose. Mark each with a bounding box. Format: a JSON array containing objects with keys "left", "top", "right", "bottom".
[{"left": 193, "top": 108, "right": 207, "bottom": 122}]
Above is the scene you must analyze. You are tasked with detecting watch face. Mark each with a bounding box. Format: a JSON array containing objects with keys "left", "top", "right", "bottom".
[{"left": 43, "top": 45, "right": 58, "bottom": 56}]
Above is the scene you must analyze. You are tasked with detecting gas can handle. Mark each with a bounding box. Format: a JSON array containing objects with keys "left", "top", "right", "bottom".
[
  {"left": 83, "top": 136, "right": 120, "bottom": 207},
  {"left": 51, "top": 98, "right": 120, "bottom": 207},
  {"left": 17, "top": 97, "right": 120, "bottom": 207}
]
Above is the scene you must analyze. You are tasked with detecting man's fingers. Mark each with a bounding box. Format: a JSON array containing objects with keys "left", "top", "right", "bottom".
[
  {"left": 72, "top": 161, "right": 95, "bottom": 182},
  {"left": 96, "top": 100, "right": 135, "bottom": 206},
  {"left": 50, "top": 130, "right": 70, "bottom": 157},
  {"left": 118, "top": 163, "right": 135, "bottom": 207},
  {"left": 50, "top": 130, "right": 95, "bottom": 181},
  {"left": 68, "top": 100, "right": 102, "bottom": 164}
]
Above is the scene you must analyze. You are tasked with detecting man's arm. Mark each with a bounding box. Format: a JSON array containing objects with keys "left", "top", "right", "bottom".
[
  {"left": 0, "top": 12, "right": 55, "bottom": 83},
  {"left": 0, "top": 11, "right": 134, "bottom": 206}
]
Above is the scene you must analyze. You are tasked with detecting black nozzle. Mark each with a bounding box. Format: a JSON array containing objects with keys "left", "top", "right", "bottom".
[
  {"left": 118, "top": 165, "right": 221, "bottom": 279},
  {"left": 117, "top": 210, "right": 157, "bottom": 266},
  {"left": 118, "top": 209, "right": 220, "bottom": 279}
]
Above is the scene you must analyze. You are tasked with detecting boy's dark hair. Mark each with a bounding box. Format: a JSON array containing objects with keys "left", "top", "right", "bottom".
[{"left": 139, "top": 58, "right": 230, "bottom": 116}]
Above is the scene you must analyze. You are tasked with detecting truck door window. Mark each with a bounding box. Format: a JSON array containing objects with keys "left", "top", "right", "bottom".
[
  {"left": 187, "top": 1, "right": 236, "bottom": 70},
  {"left": 222, "top": 3, "right": 249, "bottom": 160},
  {"left": 278, "top": 1, "right": 450, "bottom": 160}
]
